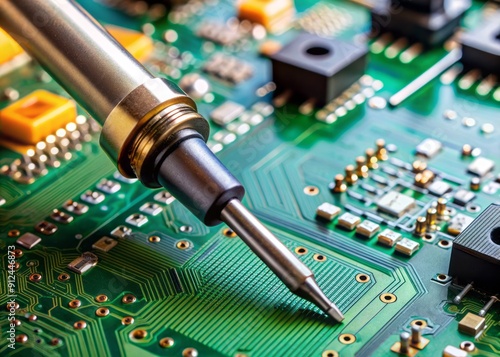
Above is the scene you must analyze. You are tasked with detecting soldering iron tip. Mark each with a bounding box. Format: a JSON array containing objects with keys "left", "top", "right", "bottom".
[
  {"left": 294, "top": 277, "right": 344, "bottom": 323},
  {"left": 326, "top": 304, "right": 345, "bottom": 323}
]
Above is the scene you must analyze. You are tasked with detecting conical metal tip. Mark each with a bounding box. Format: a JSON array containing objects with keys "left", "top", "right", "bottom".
[
  {"left": 294, "top": 276, "right": 344, "bottom": 323},
  {"left": 220, "top": 200, "right": 344, "bottom": 323},
  {"left": 326, "top": 305, "right": 345, "bottom": 322}
]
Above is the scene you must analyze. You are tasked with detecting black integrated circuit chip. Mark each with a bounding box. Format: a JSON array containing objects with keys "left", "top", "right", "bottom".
[
  {"left": 371, "top": 0, "right": 471, "bottom": 47},
  {"left": 270, "top": 33, "right": 368, "bottom": 106},
  {"left": 448, "top": 204, "right": 500, "bottom": 293},
  {"left": 460, "top": 12, "right": 500, "bottom": 76}
]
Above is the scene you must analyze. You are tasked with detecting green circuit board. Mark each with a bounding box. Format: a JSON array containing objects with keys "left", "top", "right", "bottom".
[{"left": 1, "top": 0, "right": 500, "bottom": 356}]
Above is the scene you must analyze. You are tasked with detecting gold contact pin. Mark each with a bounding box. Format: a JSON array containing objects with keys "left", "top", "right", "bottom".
[
  {"left": 332, "top": 174, "right": 347, "bottom": 193},
  {"left": 426, "top": 207, "right": 437, "bottom": 227},
  {"left": 470, "top": 177, "right": 481, "bottom": 191},
  {"left": 355, "top": 156, "right": 369, "bottom": 179},
  {"left": 365, "top": 148, "right": 378, "bottom": 169},
  {"left": 437, "top": 198, "right": 448, "bottom": 217},
  {"left": 345, "top": 165, "right": 358, "bottom": 185},
  {"left": 414, "top": 216, "right": 426, "bottom": 237},
  {"left": 375, "top": 139, "right": 388, "bottom": 161},
  {"left": 412, "top": 160, "right": 427, "bottom": 173}
]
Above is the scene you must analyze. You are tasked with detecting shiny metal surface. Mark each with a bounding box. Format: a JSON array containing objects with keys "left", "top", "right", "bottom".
[
  {"left": 100, "top": 78, "right": 208, "bottom": 180},
  {"left": 0, "top": 0, "right": 152, "bottom": 122},
  {"left": 0, "top": 0, "right": 208, "bottom": 181},
  {"left": 0, "top": 0, "right": 342, "bottom": 321},
  {"left": 221, "top": 199, "right": 344, "bottom": 322}
]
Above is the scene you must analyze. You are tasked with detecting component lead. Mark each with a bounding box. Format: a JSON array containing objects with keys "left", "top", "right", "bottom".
[
  {"left": 389, "top": 48, "right": 462, "bottom": 107},
  {"left": 332, "top": 174, "right": 347, "bottom": 193},
  {"left": 375, "top": 139, "right": 388, "bottom": 161},
  {"left": 355, "top": 156, "right": 369, "bottom": 178},
  {"left": 479, "top": 296, "right": 498, "bottom": 317},
  {"left": 345, "top": 165, "right": 358, "bottom": 185},
  {"left": 399, "top": 332, "right": 410, "bottom": 354},
  {"left": 414, "top": 216, "right": 427, "bottom": 237},
  {"left": 411, "top": 326, "right": 421, "bottom": 345},
  {"left": 365, "top": 148, "right": 378, "bottom": 169},
  {"left": 436, "top": 198, "right": 448, "bottom": 217},
  {"left": 426, "top": 208, "right": 437, "bottom": 227},
  {"left": 453, "top": 282, "right": 474, "bottom": 304}
]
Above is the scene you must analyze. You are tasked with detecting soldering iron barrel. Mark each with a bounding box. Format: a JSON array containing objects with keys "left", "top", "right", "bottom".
[
  {"left": 0, "top": 0, "right": 209, "bottom": 181},
  {"left": 0, "top": 0, "right": 151, "bottom": 121}
]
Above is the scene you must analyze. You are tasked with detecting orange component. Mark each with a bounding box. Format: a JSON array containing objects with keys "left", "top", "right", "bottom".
[
  {"left": 238, "top": 0, "right": 295, "bottom": 31},
  {"left": 0, "top": 90, "right": 77, "bottom": 144},
  {"left": 106, "top": 26, "right": 154, "bottom": 62},
  {"left": 0, "top": 27, "right": 24, "bottom": 64}
]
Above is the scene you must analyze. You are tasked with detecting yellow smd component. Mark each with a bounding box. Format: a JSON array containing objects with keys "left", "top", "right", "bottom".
[
  {"left": 0, "top": 28, "right": 24, "bottom": 65},
  {"left": 0, "top": 90, "right": 77, "bottom": 144},
  {"left": 238, "top": 0, "right": 295, "bottom": 32},
  {"left": 106, "top": 26, "right": 154, "bottom": 62}
]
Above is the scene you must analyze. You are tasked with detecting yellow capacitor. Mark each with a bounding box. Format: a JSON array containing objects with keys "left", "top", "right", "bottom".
[
  {"left": 106, "top": 26, "right": 154, "bottom": 62},
  {"left": 0, "top": 90, "right": 77, "bottom": 144},
  {"left": 0, "top": 27, "right": 24, "bottom": 64},
  {"left": 238, "top": 0, "right": 295, "bottom": 32}
]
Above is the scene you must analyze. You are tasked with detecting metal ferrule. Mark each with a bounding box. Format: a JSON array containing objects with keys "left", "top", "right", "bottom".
[
  {"left": 0, "top": 0, "right": 210, "bottom": 185},
  {"left": 128, "top": 102, "right": 209, "bottom": 187},
  {"left": 100, "top": 77, "right": 209, "bottom": 183}
]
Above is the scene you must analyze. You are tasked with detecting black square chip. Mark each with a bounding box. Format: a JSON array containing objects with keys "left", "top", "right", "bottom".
[
  {"left": 270, "top": 33, "right": 368, "bottom": 106},
  {"left": 460, "top": 12, "right": 500, "bottom": 76},
  {"left": 371, "top": 0, "right": 470, "bottom": 48},
  {"left": 448, "top": 204, "right": 500, "bottom": 293}
]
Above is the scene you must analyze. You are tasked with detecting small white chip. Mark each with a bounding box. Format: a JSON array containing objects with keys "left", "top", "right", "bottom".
[
  {"left": 50, "top": 209, "right": 74, "bottom": 224},
  {"left": 467, "top": 157, "right": 494, "bottom": 177},
  {"left": 443, "top": 345, "right": 468, "bottom": 357},
  {"left": 377, "top": 229, "right": 402, "bottom": 247},
  {"left": 226, "top": 122, "right": 251, "bottom": 135},
  {"left": 125, "top": 213, "right": 148, "bottom": 227},
  {"left": 63, "top": 200, "right": 88, "bottom": 215},
  {"left": 210, "top": 101, "right": 245, "bottom": 126},
  {"left": 140, "top": 202, "right": 163, "bottom": 216},
  {"left": 416, "top": 138, "right": 442, "bottom": 158},
  {"left": 110, "top": 225, "right": 132, "bottom": 239},
  {"left": 453, "top": 189, "right": 475, "bottom": 206},
  {"left": 377, "top": 191, "right": 416, "bottom": 217},
  {"left": 337, "top": 213, "right": 361, "bottom": 230},
  {"left": 213, "top": 130, "right": 237, "bottom": 145},
  {"left": 395, "top": 238, "right": 420, "bottom": 256},
  {"left": 316, "top": 202, "right": 341, "bottom": 221},
  {"left": 81, "top": 190, "right": 105, "bottom": 205},
  {"left": 356, "top": 220, "right": 380, "bottom": 238},
  {"left": 427, "top": 180, "right": 452, "bottom": 197},
  {"left": 16, "top": 233, "right": 42, "bottom": 249},
  {"left": 97, "top": 179, "right": 121, "bottom": 194},
  {"left": 447, "top": 213, "right": 474, "bottom": 236},
  {"left": 240, "top": 112, "right": 264, "bottom": 126},
  {"left": 154, "top": 191, "right": 175, "bottom": 205}
]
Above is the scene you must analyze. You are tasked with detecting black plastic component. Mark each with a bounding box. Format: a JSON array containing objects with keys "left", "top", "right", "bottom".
[
  {"left": 371, "top": 0, "right": 471, "bottom": 48},
  {"left": 157, "top": 131, "right": 245, "bottom": 226},
  {"left": 392, "top": 0, "right": 444, "bottom": 13},
  {"left": 448, "top": 204, "right": 500, "bottom": 293},
  {"left": 460, "top": 12, "right": 500, "bottom": 76},
  {"left": 270, "top": 33, "right": 368, "bottom": 106}
]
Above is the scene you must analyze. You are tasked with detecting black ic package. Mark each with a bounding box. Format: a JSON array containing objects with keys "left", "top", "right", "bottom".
[
  {"left": 371, "top": 0, "right": 470, "bottom": 48},
  {"left": 448, "top": 204, "right": 500, "bottom": 293},
  {"left": 460, "top": 12, "right": 500, "bottom": 76},
  {"left": 270, "top": 33, "right": 368, "bottom": 106}
]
